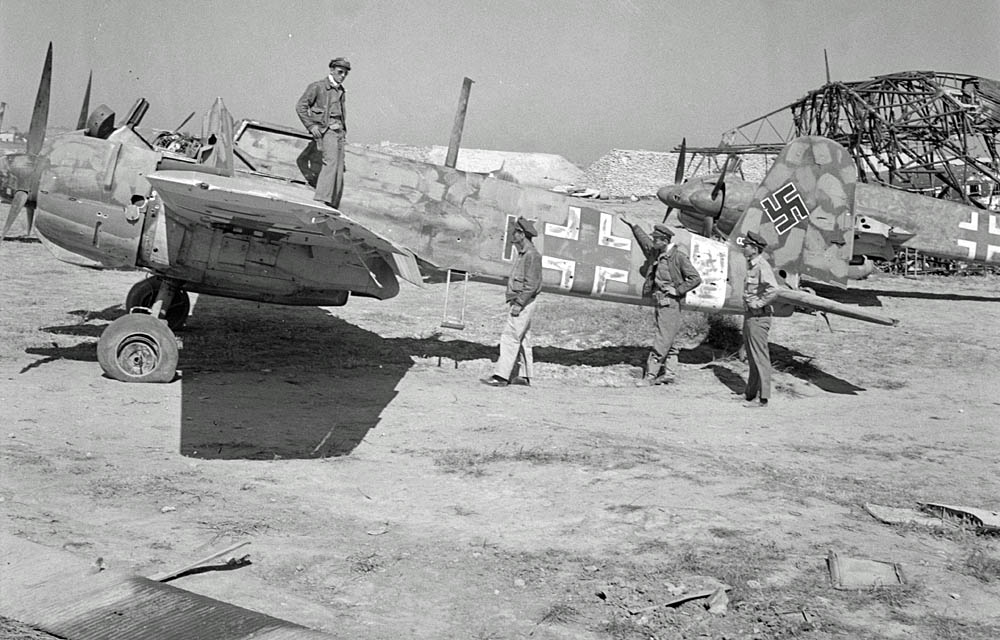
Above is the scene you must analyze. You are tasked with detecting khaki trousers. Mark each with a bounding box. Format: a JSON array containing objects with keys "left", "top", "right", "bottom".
[
  {"left": 494, "top": 299, "right": 536, "bottom": 381},
  {"left": 645, "top": 299, "right": 681, "bottom": 378}
]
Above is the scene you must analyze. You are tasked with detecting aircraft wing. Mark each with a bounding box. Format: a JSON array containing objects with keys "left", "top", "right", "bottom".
[
  {"left": 146, "top": 170, "right": 427, "bottom": 287},
  {"left": 774, "top": 287, "right": 897, "bottom": 326}
]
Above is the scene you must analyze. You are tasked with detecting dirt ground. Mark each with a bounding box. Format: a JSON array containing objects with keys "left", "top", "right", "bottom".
[{"left": 1, "top": 209, "right": 999, "bottom": 639}]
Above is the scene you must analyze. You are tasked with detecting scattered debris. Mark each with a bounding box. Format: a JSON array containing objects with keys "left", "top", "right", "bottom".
[
  {"left": 920, "top": 502, "right": 1000, "bottom": 534},
  {"left": 827, "top": 549, "right": 904, "bottom": 590},
  {"left": 150, "top": 540, "right": 252, "bottom": 582},
  {"left": 706, "top": 586, "right": 729, "bottom": 614},
  {"left": 366, "top": 522, "right": 390, "bottom": 536},
  {"left": 864, "top": 502, "right": 1000, "bottom": 535},
  {"left": 627, "top": 585, "right": 731, "bottom": 615},
  {"left": 777, "top": 609, "right": 815, "bottom": 624},
  {"left": 864, "top": 502, "right": 952, "bottom": 529},
  {"left": 160, "top": 505, "right": 176, "bottom": 513},
  {"left": 549, "top": 184, "right": 601, "bottom": 199}
]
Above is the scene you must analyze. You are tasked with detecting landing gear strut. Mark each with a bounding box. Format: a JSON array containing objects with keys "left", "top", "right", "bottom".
[
  {"left": 98, "top": 278, "right": 182, "bottom": 382},
  {"left": 125, "top": 276, "right": 190, "bottom": 331}
]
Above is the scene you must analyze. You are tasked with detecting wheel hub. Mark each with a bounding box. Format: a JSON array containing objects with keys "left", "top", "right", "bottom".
[{"left": 117, "top": 336, "right": 159, "bottom": 376}]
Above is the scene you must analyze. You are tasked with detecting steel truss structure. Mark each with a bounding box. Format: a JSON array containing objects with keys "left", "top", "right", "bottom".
[{"left": 690, "top": 71, "right": 1000, "bottom": 209}]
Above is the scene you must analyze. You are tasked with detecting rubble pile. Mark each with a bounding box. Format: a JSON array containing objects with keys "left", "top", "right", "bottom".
[
  {"left": 584, "top": 149, "right": 771, "bottom": 199},
  {"left": 366, "top": 142, "right": 586, "bottom": 189}
]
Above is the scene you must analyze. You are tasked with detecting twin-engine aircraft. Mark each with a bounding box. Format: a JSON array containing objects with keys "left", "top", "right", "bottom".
[
  {"left": 658, "top": 152, "right": 998, "bottom": 273},
  {"left": 1, "top": 45, "right": 895, "bottom": 383}
]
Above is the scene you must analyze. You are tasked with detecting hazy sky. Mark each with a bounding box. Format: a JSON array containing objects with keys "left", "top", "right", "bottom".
[{"left": 2, "top": 0, "right": 998, "bottom": 165}]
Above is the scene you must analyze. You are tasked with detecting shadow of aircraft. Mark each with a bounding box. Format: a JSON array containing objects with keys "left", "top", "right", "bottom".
[
  {"left": 24, "top": 297, "right": 650, "bottom": 461},
  {"left": 705, "top": 342, "right": 866, "bottom": 396},
  {"left": 811, "top": 282, "right": 1000, "bottom": 305},
  {"left": 28, "top": 296, "right": 866, "bottom": 458}
]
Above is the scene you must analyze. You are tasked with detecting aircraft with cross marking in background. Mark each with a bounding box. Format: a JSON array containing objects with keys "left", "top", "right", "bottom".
[
  {"left": 1, "top": 45, "right": 896, "bottom": 383},
  {"left": 657, "top": 156, "right": 999, "bottom": 272}
]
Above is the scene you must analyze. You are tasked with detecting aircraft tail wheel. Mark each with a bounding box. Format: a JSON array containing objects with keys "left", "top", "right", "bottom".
[
  {"left": 126, "top": 277, "right": 191, "bottom": 331},
  {"left": 97, "top": 314, "right": 179, "bottom": 383}
]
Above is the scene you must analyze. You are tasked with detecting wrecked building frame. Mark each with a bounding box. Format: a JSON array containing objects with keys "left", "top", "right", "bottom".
[{"left": 684, "top": 71, "right": 1000, "bottom": 210}]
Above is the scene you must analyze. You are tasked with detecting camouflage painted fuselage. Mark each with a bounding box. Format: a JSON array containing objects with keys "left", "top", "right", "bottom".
[
  {"left": 27, "top": 121, "right": 895, "bottom": 325},
  {"left": 27, "top": 123, "right": 749, "bottom": 313}
]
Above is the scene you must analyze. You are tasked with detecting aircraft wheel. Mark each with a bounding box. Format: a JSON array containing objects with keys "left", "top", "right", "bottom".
[
  {"left": 97, "top": 313, "right": 179, "bottom": 383},
  {"left": 126, "top": 277, "right": 191, "bottom": 331}
]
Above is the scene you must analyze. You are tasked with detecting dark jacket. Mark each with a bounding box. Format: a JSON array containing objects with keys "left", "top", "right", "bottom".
[
  {"left": 633, "top": 226, "right": 702, "bottom": 304},
  {"left": 506, "top": 241, "right": 543, "bottom": 307},
  {"left": 296, "top": 78, "right": 347, "bottom": 135}
]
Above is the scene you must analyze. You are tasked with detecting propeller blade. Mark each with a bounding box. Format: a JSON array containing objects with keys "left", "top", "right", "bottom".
[
  {"left": 27, "top": 43, "right": 53, "bottom": 157},
  {"left": 673, "top": 137, "right": 686, "bottom": 184},
  {"left": 710, "top": 155, "right": 730, "bottom": 201},
  {"left": 77, "top": 71, "right": 93, "bottom": 130},
  {"left": 661, "top": 206, "right": 674, "bottom": 224},
  {"left": 2, "top": 191, "right": 29, "bottom": 239},
  {"left": 0, "top": 154, "right": 9, "bottom": 197},
  {"left": 25, "top": 204, "right": 36, "bottom": 236}
]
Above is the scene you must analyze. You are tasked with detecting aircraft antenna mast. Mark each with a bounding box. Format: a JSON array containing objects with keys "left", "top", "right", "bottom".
[{"left": 445, "top": 77, "right": 474, "bottom": 168}]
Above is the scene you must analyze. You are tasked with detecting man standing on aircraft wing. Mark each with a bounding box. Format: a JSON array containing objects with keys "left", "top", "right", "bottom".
[
  {"left": 741, "top": 231, "right": 778, "bottom": 408},
  {"left": 296, "top": 57, "right": 350, "bottom": 208},
  {"left": 483, "top": 217, "right": 543, "bottom": 387},
  {"left": 620, "top": 218, "right": 702, "bottom": 386}
]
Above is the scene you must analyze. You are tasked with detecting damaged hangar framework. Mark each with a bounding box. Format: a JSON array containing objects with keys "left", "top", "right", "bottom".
[{"left": 704, "top": 71, "right": 1000, "bottom": 209}]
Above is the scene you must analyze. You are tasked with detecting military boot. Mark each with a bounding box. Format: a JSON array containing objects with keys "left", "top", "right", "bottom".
[{"left": 637, "top": 352, "right": 662, "bottom": 386}]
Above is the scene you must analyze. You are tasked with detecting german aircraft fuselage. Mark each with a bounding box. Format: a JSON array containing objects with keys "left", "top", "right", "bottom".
[{"left": 30, "top": 120, "right": 754, "bottom": 316}]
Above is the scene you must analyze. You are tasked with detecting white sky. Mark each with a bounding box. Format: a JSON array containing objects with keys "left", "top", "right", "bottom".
[{"left": 1, "top": 0, "right": 998, "bottom": 165}]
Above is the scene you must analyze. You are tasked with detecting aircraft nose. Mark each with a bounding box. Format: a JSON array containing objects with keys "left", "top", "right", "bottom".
[
  {"left": 689, "top": 189, "right": 724, "bottom": 216},
  {"left": 656, "top": 184, "right": 681, "bottom": 207}
]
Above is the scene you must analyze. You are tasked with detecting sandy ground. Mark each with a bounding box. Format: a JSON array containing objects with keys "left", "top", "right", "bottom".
[{"left": 1, "top": 220, "right": 999, "bottom": 639}]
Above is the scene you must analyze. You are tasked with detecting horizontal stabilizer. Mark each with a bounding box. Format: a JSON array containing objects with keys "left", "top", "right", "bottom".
[{"left": 776, "top": 288, "right": 897, "bottom": 326}]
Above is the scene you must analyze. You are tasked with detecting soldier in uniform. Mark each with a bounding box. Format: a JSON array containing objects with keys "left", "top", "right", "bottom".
[
  {"left": 483, "top": 217, "right": 543, "bottom": 387},
  {"left": 741, "top": 231, "right": 779, "bottom": 407},
  {"left": 621, "top": 218, "right": 702, "bottom": 385},
  {"left": 296, "top": 57, "right": 350, "bottom": 208}
]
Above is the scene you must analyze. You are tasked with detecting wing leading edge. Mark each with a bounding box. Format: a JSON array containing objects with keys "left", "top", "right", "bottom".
[{"left": 147, "top": 170, "right": 428, "bottom": 288}]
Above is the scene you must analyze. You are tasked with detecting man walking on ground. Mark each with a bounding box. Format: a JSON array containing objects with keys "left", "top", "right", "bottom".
[
  {"left": 741, "top": 230, "right": 778, "bottom": 407},
  {"left": 296, "top": 57, "right": 350, "bottom": 208},
  {"left": 482, "top": 217, "right": 543, "bottom": 387},
  {"left": 620, "top": 218, "right": 702, "bottom": 385}
]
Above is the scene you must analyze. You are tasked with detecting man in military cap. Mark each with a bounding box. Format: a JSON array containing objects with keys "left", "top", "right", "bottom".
[
  {"left": 741, "top": 230, "right": 779, "bottom": 407},
  {"left": 483, "top": 216, "right": 543, "bottom": 387},
  {"left": 296, "top": 57, "right": 351, "bottom": 208},
  {"left": 620, "top": 217, "right": 702, "bottom": 385}
]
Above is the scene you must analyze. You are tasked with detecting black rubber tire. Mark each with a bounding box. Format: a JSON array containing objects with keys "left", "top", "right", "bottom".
[
  {"left": 97, "top": 314, "right": 179, "bottom": 383},
  {"left": 125, "top": 277, "right": 190, "bottom": 331}
]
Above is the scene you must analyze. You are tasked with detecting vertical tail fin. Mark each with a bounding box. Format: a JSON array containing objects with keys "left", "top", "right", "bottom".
[{"left": 730, "top": 136, "right": 856, "bottom": 288}]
